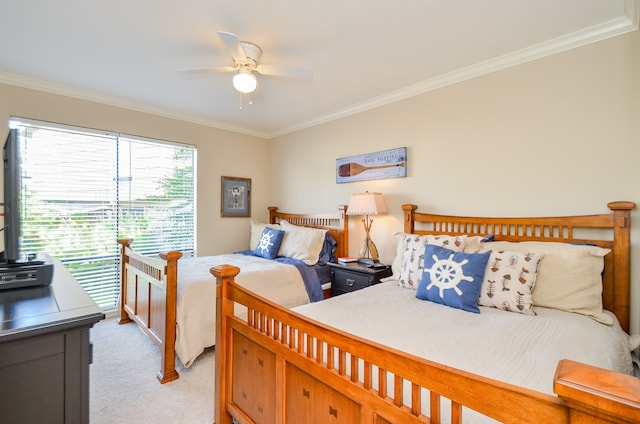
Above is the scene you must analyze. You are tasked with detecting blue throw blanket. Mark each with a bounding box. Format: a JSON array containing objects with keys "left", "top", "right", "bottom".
[{"left": 235, "top": 251, "right": 324, "bottom": 302}]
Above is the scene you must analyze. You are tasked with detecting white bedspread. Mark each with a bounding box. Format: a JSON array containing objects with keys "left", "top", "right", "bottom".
[
  {"left": 293, "top": 280, "right": 632, "bottom": 400},
  {"left": 176, "top": 254, "right": 309, "bottom": 367}
]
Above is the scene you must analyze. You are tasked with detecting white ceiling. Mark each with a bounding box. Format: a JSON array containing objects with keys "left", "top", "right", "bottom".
[{"left": 0, "top": 1, "right": 637, "bottom": 139}]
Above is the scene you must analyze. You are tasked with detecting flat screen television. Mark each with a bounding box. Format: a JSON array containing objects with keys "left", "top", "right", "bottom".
[{"left": 2, "top": 128, "right": 22, "bottom": 264}]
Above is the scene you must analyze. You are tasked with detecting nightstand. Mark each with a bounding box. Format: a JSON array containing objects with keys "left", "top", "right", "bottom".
[{"left": 328, "top": 261, "right": 392, "bottom": 297}]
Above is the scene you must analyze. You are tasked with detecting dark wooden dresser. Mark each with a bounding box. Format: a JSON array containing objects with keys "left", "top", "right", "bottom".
[{"left": 0, "top": 257, "right": 104, "bottom": 424}]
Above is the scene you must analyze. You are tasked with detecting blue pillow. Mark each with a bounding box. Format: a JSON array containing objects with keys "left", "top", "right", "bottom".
[
  {"left": 317, "top": 233, "right": 337, "bottom": 265},
  {"left": 416, "top": 244, "right": 490, "bottom": 313},
  {"left": 253, "top": 227, "right": 285, "bottom": 259}
]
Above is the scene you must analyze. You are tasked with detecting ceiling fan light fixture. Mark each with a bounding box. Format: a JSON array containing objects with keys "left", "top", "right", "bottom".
[{"left": 233, "top": 68, "right": 257, "bottom": 93}]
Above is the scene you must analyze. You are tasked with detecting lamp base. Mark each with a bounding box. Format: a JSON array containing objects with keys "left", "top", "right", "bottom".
[{"left": 358, "top": 237, "right": 380, "bottom": 261}]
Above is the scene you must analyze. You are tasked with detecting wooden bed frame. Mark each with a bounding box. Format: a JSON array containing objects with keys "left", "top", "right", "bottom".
[
  {"left": 117, "top": 205, "right": 348, "bottom": 384},
  {"left": 212, "top": 201, "right": 640, "bottom": 423}
]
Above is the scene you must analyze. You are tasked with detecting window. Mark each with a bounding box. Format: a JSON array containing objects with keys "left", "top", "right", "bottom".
[{"left": 12, "top": 119, "right": 196, "bottom": 310}]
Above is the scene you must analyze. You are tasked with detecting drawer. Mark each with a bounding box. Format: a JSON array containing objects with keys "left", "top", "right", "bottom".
[
  {"left": 286, "top": 363, "right": 360, "bottom": 423},
  {"left": 331, "top": 269, "right": 372, "bottom": 295},
  {"left": 232, "top": 332, "right": 276, "bottom": 424}
]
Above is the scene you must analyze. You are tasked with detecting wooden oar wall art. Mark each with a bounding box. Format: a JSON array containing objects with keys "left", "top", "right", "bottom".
[{"left": 336, "top": 147, "right": 407, "bottom": 183}]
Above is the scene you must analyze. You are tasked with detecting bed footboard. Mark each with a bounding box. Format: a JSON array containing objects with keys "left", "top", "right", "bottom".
[
  {"left": 118, "top": 239, "right": 182, "bottom": 384},
  {"left": 213, "top": 265, "right": 640, "bottom": 424}
]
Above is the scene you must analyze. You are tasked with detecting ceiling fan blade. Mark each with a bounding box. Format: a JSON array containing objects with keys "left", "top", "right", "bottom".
[
  {"left": 179, "top": 66, "right": 236, "bottom": 76},
  {"left": 217, "top": 31, "right": 246, "bottom": 63},
  {"left": 256, "top": 64, "right": 313, "bottom": 82}
]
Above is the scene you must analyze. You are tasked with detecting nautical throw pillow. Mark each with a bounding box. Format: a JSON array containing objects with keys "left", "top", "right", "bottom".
[
  {"left": 478, "top": 250, "right": 544, "bottom": 315},
  {"left": 426, "top": 234, "right": 467, "bottom": 252},
  {"left": 398, "top": 234, "right": 467, "bottom": 289},
  {"left": 249, "top": 220, "right": 281, "bottom": 250},
  {"left": 397, "top": 234, "right": 428, "bottom": 289},
  {"left": 253, "top": 227, "right": 285, "bottom": 259},
  {"left": 416, "top": 245, "right": 490, "bottom": 313}
]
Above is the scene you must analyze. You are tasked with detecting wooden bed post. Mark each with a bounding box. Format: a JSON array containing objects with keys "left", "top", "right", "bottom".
[
  {"left": 607, "top": 201, "right": 634, "bottom": 335},
  {"left": 157, "top": 250, "right": 182, "bottom": 384},
  {"left": 117, "top": 239, "right": 133, "bottom": 325},
  {"left": 554, "top": 359, "right": 640, "bottom": 423},
  {"left": 402, "top": 204, "right": 418, "bottom": 234},
  {"left": 268, "top": 206, "right": 279, "bottom": 224},
  {"left": 212, "top": 264, "right": 240, "bottom": 424}
]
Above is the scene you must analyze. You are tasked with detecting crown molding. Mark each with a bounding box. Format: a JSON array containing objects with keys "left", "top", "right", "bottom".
[
  {"left": 0, "top": 71, "right": 270, "bottom": 139},
  {"left": 272, "top": 3, "right": 640, "bottom": 138}
]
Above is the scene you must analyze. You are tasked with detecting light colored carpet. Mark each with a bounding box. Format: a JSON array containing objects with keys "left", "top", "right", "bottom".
[{"left": 90, "top": 316, "right": 215, "bottom": 424}]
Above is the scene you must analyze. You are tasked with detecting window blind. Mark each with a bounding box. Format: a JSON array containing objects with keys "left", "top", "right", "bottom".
[
  {"left": 117, "top": 134, "right": 196, "bottom": 256},
  {"left": 13, "top": 119, "right": 196, "bottom": 310}
]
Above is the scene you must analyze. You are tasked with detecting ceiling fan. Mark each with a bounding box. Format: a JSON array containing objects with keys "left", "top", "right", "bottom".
[{"left": 182, "top": 31, "right": 313, "bottom": 94}]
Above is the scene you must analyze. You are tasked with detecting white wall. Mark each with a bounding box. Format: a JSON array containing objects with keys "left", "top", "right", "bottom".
[
  {"left": 0, "top": 83, "right": 270, "bottom": 256},
  {"left": 269, "top": 31, "right": 640, "bottom": 334}
]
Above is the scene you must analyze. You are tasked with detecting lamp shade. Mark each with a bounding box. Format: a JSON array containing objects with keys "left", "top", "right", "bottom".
[
  {"left": 233, "top": 69, "right": 257, "bottom": 93},
  {"left": 346, "top": 192, "right": 387, "bottom": 216}
]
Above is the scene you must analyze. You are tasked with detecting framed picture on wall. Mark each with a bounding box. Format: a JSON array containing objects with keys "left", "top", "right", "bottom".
[
  {"left": 221, "top": 176, "right": 251, "bottom": 217},
  {"left": 336, "top": 147, "right": 407, "bottom": 183}
]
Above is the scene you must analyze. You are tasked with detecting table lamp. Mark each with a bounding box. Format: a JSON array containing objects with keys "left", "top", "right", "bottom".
[{"left": 346, "top": 191, "right": 387, "bottom": 265}]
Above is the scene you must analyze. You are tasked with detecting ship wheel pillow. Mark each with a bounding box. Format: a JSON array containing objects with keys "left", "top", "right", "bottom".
[{"left": 416, "top": 245, "right": 490, "bottom": 313}]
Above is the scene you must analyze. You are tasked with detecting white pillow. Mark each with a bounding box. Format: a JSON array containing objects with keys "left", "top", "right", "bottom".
[
  {"left": 391, "top": 232, "right": 408, "bottom": 280},
  {"left": 278, "top": 220, "right": 327, "bottom": 265},
  {"left": 481, "top": 241, "right": 612, "bottom": 324},
  {"left": 250, "top": 220, "right": 281, "bottom": 250}
]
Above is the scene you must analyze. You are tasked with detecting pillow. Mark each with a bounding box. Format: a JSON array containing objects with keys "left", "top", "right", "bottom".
[
  {"left": 478, "top": 250, "right": 544, "bottom": 315},
  {"left": 397, "top": 234, "right": 428, "bottom": 289},
  {"left": 391, "top": 232, "right": 408, "bottom": 280},
  {"left": 392, "top": 233, "right": 493, "bottom": 281},
  {"left": 427, "top": 234, "right": 467, "bottom": 251},
  {"left": 250, "top": 220, "right": 281, "bottom": 250},
  {"left": 253, "top": 227, "right": 285, "bottom": 259},
  {"left": 416, "top": 245, "right": 491, "bottom": 313},
  {"left": 464, "top": 234, "right": 494, "bottom": 253},
  {"left": 317, "top": 233, "right": 338, "bottom": 266},
  {"left": 481, "top": 241, "right": 612, "bottom": 324},
  {"left": 278, "top": 220, "right": 328, "bottom": 265},
  {"left": 397, "top": 234, "right": 467, "bottom": 289}
]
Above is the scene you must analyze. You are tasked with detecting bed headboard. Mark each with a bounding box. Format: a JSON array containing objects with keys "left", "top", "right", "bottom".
[
  {"left": 268, "top": 205, "right": 349, "bottom": 260},
  {"left": 402, "top": 201, "right": 635, "bottom": 333}
]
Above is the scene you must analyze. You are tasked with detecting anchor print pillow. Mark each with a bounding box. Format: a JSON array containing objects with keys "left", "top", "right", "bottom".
[
  {"left": 478, "top": 250, "right": 544, "bottom": 315},
  {"left": 397, "top": 234, "right": 467, "bottom": 289},
  {"left": 253, "top": 227, "right": 285, "bottom": 259},
  {"left": 416, "top": 245, "right": 490, "bottom": 313}
]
